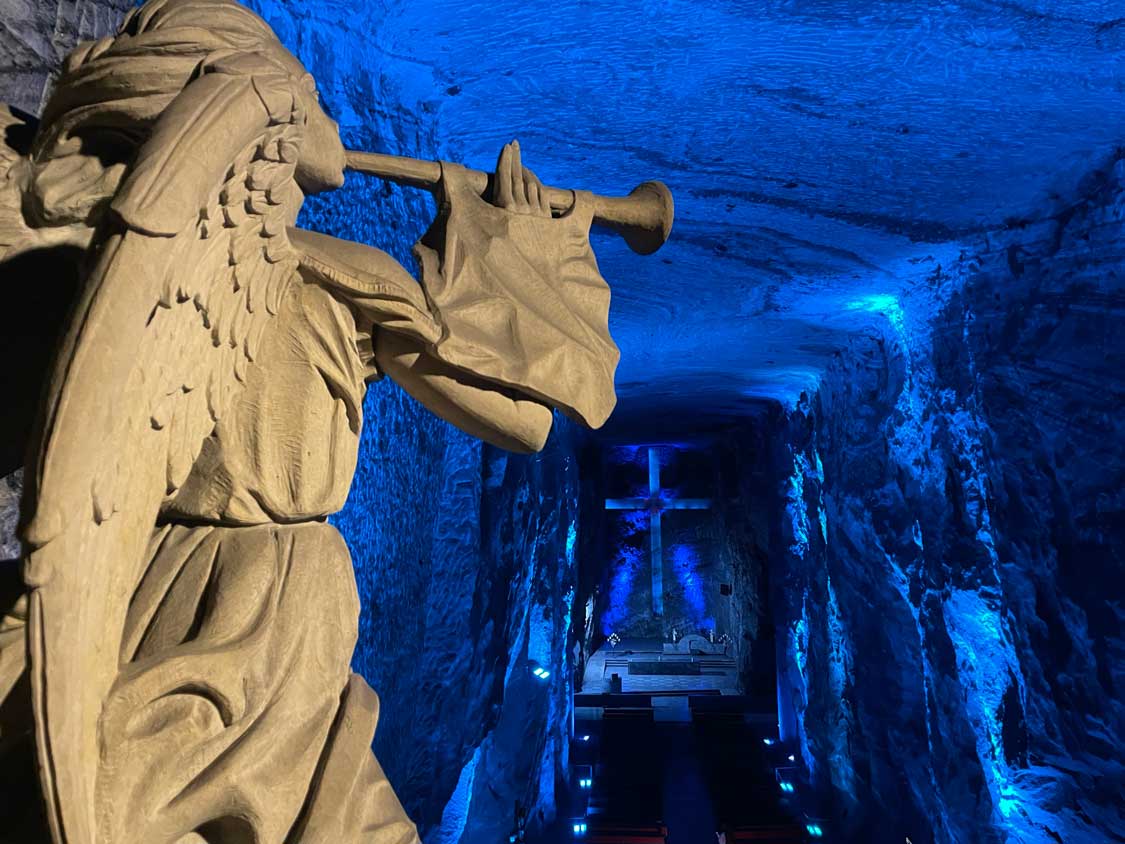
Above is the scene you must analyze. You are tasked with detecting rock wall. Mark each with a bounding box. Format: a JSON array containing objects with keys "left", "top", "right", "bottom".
[
  {"left": 581, "top": 438, "right": 774, "bottom": 699},
  {"left": 772, "top": 155, "right": 1125, "bottom": 843},
  {"left": 0, "top": 0, "right": 133, "bottom": 115},
  {"left": 332, "top": 394, "right": 581, "bottom": 841},
  {"left": 711, "top": 427, "right": 778, "bottom": 704}
]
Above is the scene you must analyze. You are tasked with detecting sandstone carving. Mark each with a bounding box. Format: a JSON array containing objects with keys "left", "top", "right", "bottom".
[{"left": 0, "top": 1, "right": 671, "bottom": 842}]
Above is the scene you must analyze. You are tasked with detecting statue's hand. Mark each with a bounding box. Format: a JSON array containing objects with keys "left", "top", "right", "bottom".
[{"left": 490, "top": 140, "right": 551, "bottom": 218}]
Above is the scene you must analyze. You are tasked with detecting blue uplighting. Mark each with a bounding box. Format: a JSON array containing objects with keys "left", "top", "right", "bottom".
[
  {"left": 670, "top": 543, "right": 713, "bottom": 630},
  {"left": 603, "top": 538, "right": 641, "bottom": 635}
]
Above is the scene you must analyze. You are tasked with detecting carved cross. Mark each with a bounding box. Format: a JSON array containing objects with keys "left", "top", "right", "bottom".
[{"left": 605, "top": 447, "right": 711, "bottom": 617}]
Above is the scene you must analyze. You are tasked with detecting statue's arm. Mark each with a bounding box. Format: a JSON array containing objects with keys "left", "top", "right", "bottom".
[
  {"left": 293, "top": 226, "right": 555, "bottom": 453},
  {"left": 375, "top": 328, "right": 553, "bottom": 454}
]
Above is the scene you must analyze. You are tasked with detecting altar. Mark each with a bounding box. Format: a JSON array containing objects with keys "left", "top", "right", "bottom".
[{"left": 581, "top": 637, "right": 738, "bottom": 695}]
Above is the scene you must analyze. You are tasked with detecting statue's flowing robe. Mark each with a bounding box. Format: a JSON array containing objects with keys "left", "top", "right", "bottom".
[{"left": 12, "top": 175, "right": 617, "bottom": 844}]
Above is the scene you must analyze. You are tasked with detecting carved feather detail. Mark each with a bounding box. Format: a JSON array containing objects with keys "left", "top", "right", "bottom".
[{"left": 23, "top": 68, "right": 305, "bottom": 844}]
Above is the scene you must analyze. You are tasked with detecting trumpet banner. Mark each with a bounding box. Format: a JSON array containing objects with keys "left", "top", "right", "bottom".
[{"left": 415, "top": 163, "right": 620, "bottom": 429}]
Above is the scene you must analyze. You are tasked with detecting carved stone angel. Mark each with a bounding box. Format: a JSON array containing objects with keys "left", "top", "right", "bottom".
[{"left": 0, "top": 1, "right": 633, "bottom": 842}]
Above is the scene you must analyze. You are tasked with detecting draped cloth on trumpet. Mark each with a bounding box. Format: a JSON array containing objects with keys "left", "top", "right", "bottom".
[
  {"left": 296, "top": 162, "right": 620, "bottom": 429},
  {"left": 417, "top": 162, "right": 619, "bottom": 428}
]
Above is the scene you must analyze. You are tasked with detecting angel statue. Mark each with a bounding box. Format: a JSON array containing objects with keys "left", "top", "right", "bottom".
[{"left": 0, "top": 0, "right": 674, "bottom": 842}]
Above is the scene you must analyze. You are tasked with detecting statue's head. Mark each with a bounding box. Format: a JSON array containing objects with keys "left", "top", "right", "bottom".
[{"left": 30, "top": 0, "right": 346, "bottom": 228}]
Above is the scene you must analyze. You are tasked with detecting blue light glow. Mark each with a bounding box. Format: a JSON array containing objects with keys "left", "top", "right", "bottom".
[
  {"left": 230, "top": 2, "right": 1125, "bottom": 841},
  {"left": 786, "top": 451, "right": 812, "bottom": 560},
  {"left": 806, "top": 823, "right": 824, "bottom": 838},
  {"left": 603, "top": 541, "right": 641, "bottom": 636},
  {"left": 670, "top": 543, "right": 712, "bottom": 630}
]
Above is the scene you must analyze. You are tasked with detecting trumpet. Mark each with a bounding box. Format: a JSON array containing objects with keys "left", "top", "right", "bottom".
[{"left": 345, "top": 149, "right": 674, "bottom": 255}]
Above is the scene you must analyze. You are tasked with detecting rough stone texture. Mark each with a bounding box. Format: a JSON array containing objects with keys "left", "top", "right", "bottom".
[
  {"left": 0, "top": 0, "right": 133, "bottom": 114},
  {"left": 4, "top": 1, "right": 1122, "bottom": 841},
  {"left": 711, "top": 429, "right": 778, "bottom": 704},
  {"left": 772, "top": 154, "right": 1125, "bottom": 843},
  {"left": 331, "top": 394, "right": 580, "bottom": 841},
  {"left": 316, "top": 0, "right": 1125, "bottom": 436},
  {"left": 0, "top": 471, "right": 20, "bottom": 561}
]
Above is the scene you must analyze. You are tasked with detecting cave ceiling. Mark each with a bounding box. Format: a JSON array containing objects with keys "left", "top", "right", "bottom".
[{"left": 260, "top": 0, "right": 1123, "bottom": 434}]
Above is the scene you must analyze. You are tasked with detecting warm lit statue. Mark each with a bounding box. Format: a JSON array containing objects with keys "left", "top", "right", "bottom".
[{"left": 0, "top": 1, "right": 671, "bottom": 842}]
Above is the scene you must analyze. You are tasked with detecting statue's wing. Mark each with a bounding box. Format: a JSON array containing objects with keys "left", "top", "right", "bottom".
[{"left": 21, "top": 67, "right": 303, "bottom": 844}]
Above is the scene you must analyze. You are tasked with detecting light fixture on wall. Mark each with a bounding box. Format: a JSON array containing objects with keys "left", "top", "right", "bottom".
[
  {"left": 775, "top": 765, "right": 800, "bottom": 800},
  {"left": 574, "top": 764, "right": 594, "bottom": 791},
  {"left": 530, "top": 661, "right": 551, "bottom": 680}
]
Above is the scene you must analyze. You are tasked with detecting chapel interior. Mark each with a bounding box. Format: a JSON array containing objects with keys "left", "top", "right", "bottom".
[{"left": 1, "top": 2, "right": 1123, "bottom": 844}]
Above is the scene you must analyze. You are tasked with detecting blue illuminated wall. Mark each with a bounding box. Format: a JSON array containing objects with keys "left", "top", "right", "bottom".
[
  {"left": 592, "top": 442, "right": 775, "bottom": 697},
  {"left": 328, "top": 395, "right": 582, "bottom": 841},
  {"left": 4, "top": 1, "right": 1123, "bottom": 841},
  {"left": 600, "top": 445, "right": 727, "bottom": 641},
  {"left": 770, "top": 157, "right": 1125, "bottom": 842}
]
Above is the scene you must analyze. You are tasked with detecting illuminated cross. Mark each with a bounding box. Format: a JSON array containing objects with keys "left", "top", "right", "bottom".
[{"left": 605, "top": 447, "right": 711, "bottom": 617}]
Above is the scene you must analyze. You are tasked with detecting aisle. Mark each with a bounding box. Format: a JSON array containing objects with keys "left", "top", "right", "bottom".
[
  {"left": 545, "top": 696, "right": 810, "bottom": 844},
  {"left": 661, "top": 724, "right": 718, "bottom": 844}
]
